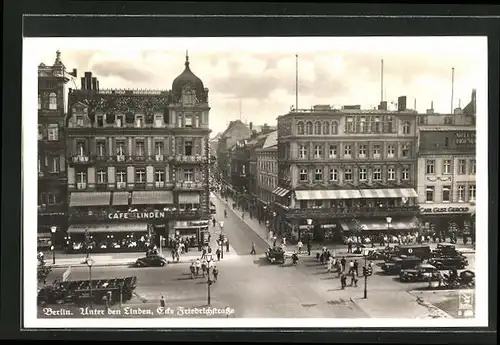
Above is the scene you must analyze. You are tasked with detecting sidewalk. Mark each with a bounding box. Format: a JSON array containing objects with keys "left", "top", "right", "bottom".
[{"left": 350, "top": 290, "right": 453, "bottom": 319}]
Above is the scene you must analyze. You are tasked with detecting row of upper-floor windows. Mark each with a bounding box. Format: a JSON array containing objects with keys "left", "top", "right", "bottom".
[
  {"left": 297, "top": 166, "right": 412, "bottom": 182},
  {"left": 71, "top": 110, "right": 204, "bottom": 129},
  {"left": 258, "top": 160, "right": 278, "bottom": 174},
  {"left": 38, "top": 93, "right": 58, "bottom": 110},
  {"left": 38, "top": 124, "right": 60, "bottom": 141},
  {"left": 425, "top": 185, "right": 476, "bottom": 202},
  {"left": 296, "top": 117, "right": 411, "bottom": 135},
  {"left": 71, "top": 138, "right": 202, "bottom": 157},
  {"left": 425, "top": 159, "right": 476, "bottom": 175},
  {"left": 73, "top": 167, "right": 198, "bottom": 185},
  {"left": 258, "top": 174, "right": 277, "bottom": 189},
  {"left": 296, "top": 143, "right": 413, "bottom": 160},
  {"left": 38, "top": 154, "right": 62, "bottom": 173}
]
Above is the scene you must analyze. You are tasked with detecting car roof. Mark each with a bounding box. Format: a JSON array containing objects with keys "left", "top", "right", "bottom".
[
  {"left": 397, "top": 245, "right": 431, "bottom": 249},
  {"left": 418, "top": 263, "right": 436, "bottom": 269}
]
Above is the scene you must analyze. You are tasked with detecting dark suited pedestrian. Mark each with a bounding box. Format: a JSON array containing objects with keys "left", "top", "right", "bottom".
[
  {"left": 216, "top": 248, "right": 221, "bottom": 261},
  {"left": 160, "top": 295, "right": 166, "bottom": 308},
  {"left": 250, "top": 242, "right": 256, "bottom": 255}
]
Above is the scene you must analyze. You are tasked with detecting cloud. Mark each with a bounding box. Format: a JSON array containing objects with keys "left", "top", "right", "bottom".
[{"left": 90, "top": 60, "right": 155, "bottom": 83}]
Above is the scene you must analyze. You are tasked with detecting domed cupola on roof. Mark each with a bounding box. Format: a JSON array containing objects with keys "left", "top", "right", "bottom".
[{"left": 171, "top": 51, "right": 206, "bottom": 103}]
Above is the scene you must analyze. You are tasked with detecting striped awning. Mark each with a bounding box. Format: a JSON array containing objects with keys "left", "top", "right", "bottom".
[
  {"left": 295, "top": 189, "right": 363, "bottom": 201},
  {"left": 178, "top": 193, "right": 200, "bottom": 204},
  {"left": 340, "top": 218, "right": 417, "bottom": 232},
  {"left": 360, "top": 188, "right": 418, "bottom": 199},
  {"left": 272, "top": 187, "right": 290, "bottom": 197},
  {"left": 67, "top": 223, "right": 149, "bottom": 234},
  {"left": 132, "top": 191, "right": 174, "bottom": 205},
  {"left": 69, "top": 192, "right": 111, "bottom": 207},
  {"left": 112, "top": 192, "right": 130, "bottom": 206}
]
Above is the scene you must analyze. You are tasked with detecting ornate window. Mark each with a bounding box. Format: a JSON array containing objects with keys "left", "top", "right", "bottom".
[
  {"left": 155, "top": 169, "right": 164, "bottom": 183},
  {"left": 373, "top": 167, "right": 382, "bottom": 181},
  {"left": 344, "top": 144, "right": 352, "bottom": 157},
  {"left": 329, "top": 145, "right": 337, "bottom": 159},
  {"left": 458, "top": 159, "right": 466, "bottom": 174},
  {"left": 387, "top": 144, "right": 395, "bottom": 158},
  {"left": 457, "top": 185, "right": 466, "bottom": 201},
  {"left": 426, "top": 186, "right": 434, "bottom": 202},
  {"left": 344, "top": 167, "right": 353, "bottom": 181},
  {"left": 359, "top": 168, "right": 367, "bottom": 181},
  {"left": 402, "top": 122, "right": 411, "bottom": 134},
  {"left": 346, "top": 118, "right": 354, "bottom": 133},
  {"left": 443, "top": 160, "right": 451, "bottom": 174},
  {"left": 314, "top": 168, "right": 323, "bottom": 181},
  {"left": 469, "top": 185, "right": 476, "bottom": 201},
  {"left": 184, "top": 168, "right": 194, "bottom": 182},
  {"left": 331, "top": 121, "right": 338, "bottom": 134},
  {"left": 97, "top": 169, "right": 107, "bottom": 184},
  {"left": 184, "top": 140, "right": 193, "bottom": 156},
  {"left": 135, "top": 168, "right": 146, "bottom": 183},
  {"left": 299, "top": 169, "right": 308, "bottom": 181},
  {"left": 297, "top": 121, "right": 305, "bottom": 135},
  {"left": 299, "top": 145, "right": 307, "bottom": 159},
  {"left": 314, "top": 145, "right": 323, "bottom": 159},
  {"left": 183, "top": 90, "right": 195, "bottom": 105},
  {"left": 305, "top": 121, "right": 313, "bottom": 135},
  {"left": 359, "top": 117, "right": 367, "bottom": 133},
  {"left": 358, "top": 144, "right": 367, "bottom": 158},
  {"left": 329, "top": 168, "right": 338, "bottom": 181},
  {"left": 426, "top": 160, "right": 435, "bottom": 174},
  {"left": 323, "top": 121, "right": 330, "bottom": 135},
  {"left": 442, "top": 186, "right": 451, "bottom": 202},
  {"left": 116, "top": 169, "right": 127, "bottom": 183},
  {"left": 135, "top": 141, "right": 145, "bottom": 157},
  {"left": 402, "top": 167, "right": 410, "bottom": 180},
  {"left": 47, "top": 124, "right": 59, "bottom": 141},
  {"left": 388, "top": 167, "right": 396, "bottom": 180},
  {"left": 96, "top": 141, "right": 106, "bottom": 157},
  {"left": 185, "top": 114, "right": 193, "bottom": 128},
  {"left": 314, "top": 121, "right": 322, "bottom": 135},
  {"left": 49, "top": 93, "right": 57, "bottom": 110}
]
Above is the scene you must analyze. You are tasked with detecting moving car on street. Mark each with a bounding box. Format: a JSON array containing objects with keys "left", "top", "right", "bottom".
[
  {"left": 134, "top": 254, "right": 168, "bottom": 267},
  {"left": 393, "top": 244, "right": 432, "bottom": 260},
  {"left": 381, "top": 256, "right": 422, "bottom": 275},
  {"left": 265, "top": 247, "right": 286, "bottom": 264},
  {"left": 431, "top": 243, "right": 466, "bottom": 258},
  {"left": 399, "top": 263, "right": 441, "bottom": 283},
  {"left": 428, "top": 256, "right": 468, "bottom": 270}
]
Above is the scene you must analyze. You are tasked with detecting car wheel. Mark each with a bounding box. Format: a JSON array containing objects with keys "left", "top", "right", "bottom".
[{"left": 160, "top": 261, "right": 165, "bottom": 267}]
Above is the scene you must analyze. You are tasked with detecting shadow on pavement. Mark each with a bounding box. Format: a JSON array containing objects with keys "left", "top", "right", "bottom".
[{"left": 253, "top": 257, "right": 274, "bottom": 266}]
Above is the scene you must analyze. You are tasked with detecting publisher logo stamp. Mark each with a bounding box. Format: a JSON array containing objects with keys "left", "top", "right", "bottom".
[{"left": 457, "top": 291, "right": 474, "bottom": 317}]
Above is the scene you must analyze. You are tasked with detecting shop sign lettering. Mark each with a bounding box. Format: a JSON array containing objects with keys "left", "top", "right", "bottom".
[
  {"left": 455, "top": 131, "right": 476, "bottom": 146},
  {"left": 107, "top": 211, "right": 166, "bottom": 220},
  {"left": 419, "top": 206, "right": 470, "bottom": 214}
]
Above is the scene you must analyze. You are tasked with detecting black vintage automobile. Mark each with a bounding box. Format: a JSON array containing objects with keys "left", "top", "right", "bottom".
[
  {"left": 38, "top": 276, "right": 138, "bottom": 306},
  {"left": 399, "top": 263, "right": 441, "bottom": 283},
  {"left": 441, "top": 270, "right": 475, "bottom": 289},
  {"left": 134, "top": 254, "right": 168, "bottom": 267},
  {"left": 428, "top": 256, "right": 468, "bottom": 270},
  {"left": 392, "top": 244, "right": 432, "bottom": 260},
  {"left": 431, "top": 243, "right": 466, "bottom": 258},
  {"left": 364, "top": 249, "right": 387, "bottom": 261},
  {"left": 265, "top": 247, "right": 286, "bottom": 264},
  {"left": 381, "top": 256, "right": 422, "bottom": 275}
]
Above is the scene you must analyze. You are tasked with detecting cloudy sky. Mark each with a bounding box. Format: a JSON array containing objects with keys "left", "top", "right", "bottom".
[{"left": 26, "top": 37, "right": 487, "bottom": 136}]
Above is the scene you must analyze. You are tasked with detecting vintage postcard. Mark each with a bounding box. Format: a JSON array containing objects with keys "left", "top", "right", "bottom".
[{"left": 22, "top": 36, "right": 488, "bottom": 328}]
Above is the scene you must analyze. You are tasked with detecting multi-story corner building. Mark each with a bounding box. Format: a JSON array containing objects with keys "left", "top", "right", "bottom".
[
  {"left": 255, "top": 130, "right": 278, "bottom": 221},
  {"left": 37, "top": 51, "right": 77, "bottom": 249},
  {"left": 274, "top": 99, "right": 420, "bottom": 243},
  {"left": 417, "top": 90, "right": 476, "bottom": 240},
  {"left": 217, "top": 120, "right": 252, "bottom": 186},
  {"left": 64, "top": 55, "right": 211, "bottom": 253}
]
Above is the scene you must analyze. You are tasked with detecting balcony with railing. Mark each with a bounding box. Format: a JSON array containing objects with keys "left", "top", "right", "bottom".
[
  {"left": 285, "top": 205, "right": 420, "bottom": 220},
  {"left": 76, "top": 182, "right": 87, "bottom": 190},
  {"left": 116, "top": 182, "right": 127, "bottom": 190},
  {"left": 174, "top": 181, "right": 205, "bottom": 190},
  {"left": 68, "top": 154, "right": 92, "bottom": 166},
  {"left": 173, "top": 155, "right": 208, "bottom": 164}
]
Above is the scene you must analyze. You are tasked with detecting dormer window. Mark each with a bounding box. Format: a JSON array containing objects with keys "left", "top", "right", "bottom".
[
  {"left": 116, "top": 115, "right": 124, "bottom": 128},
  {"left": 183, "top": 90, "right": 195, "bottom": 105},
  {"left": 96, "top": 115, "right": 104, "bottom": 127},
  {"left": 76, "top": 115, "right": 84, "bottom": 127},
  {"left": 135, "top": 115, "right": 144, "bottom": 128}
]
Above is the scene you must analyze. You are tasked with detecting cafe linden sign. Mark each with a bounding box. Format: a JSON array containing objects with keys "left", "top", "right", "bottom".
[
  {"left": 108, "top": 211, "right": 167, "bottom": 220},
  {"left": 419, "top": 204, "right": 474, "bottom": 215}
]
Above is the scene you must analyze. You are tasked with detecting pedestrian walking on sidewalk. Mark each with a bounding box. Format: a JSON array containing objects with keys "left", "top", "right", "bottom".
[
  {"left": 297, "top": 240, "right": 303, "bottom": 254},
  {"left": 350, "top": 271, "right": 359, "bottom": 287},
  {"left": 201, "top": 259, "right": 207, "bottom": 278},
  {"left": 226, "top": 240, "right": 230, "bottom": 252},
  {"left": 250, "top": 242, "right": 256, "bottom": 255},
  {"left": 340, "top": 257, "right": 346, "bottom": 273},
  {"left": 195, "top": 258, "right": 201, "bottom": 276},
  {"left": 212, "top": 218, "right": 216, "bottom": 227},
  {"left": 307, "top": 242, "right": 311, "bottom": 256},
  {"left": 273, "top": 237, "right": 277, "bottom": 247},
  {"left": 190, "top": 261, "right": 195, "bottom": 279},
  {"left": 353, "top": 260, "right": 359, "bottom": 276},
  {"left": 213, "top": 266, "right": 218, "bottom": 282},
  {"left": 340, "top": 273, "right": 347, "bottom": 289},
  {"left": 348, "top": 260, "right": 354, "bottom": 274},
  {"left": 216, "top": 248, "right": 221, "bottom": 261},
  {"left": 160, "top": 295, "right": 166, "bottom": 308}
]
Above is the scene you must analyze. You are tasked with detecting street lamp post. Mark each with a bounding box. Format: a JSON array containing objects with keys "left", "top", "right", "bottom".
[
  {"left": 386, "top": 216, "right": 392, "bottom": 247},
  {"left": 363, "top": 249, "right": 369, "bottom": 299},
  {"left": 306, "top": 218, "right": 313, "bottom": 244},
  {"left": 86, "top": 257, "right": 94, "bottom": 309},
  {"left": 207, "top": 277, "right": 212, "bottom": 306},
  {"left": 50, "top": 226, "right": 57, "bottom": 264},
  {"left": 219, "top": 221, "right": 224, "bottom": 259}
]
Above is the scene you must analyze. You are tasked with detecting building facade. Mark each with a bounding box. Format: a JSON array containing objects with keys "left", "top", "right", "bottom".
[
  {"left": 274, "top": 100, "right": 420, "bottom": 243},
  {"left": 255, "top": 130, "right": 278, "bottom": 221},
  {"left": 37, "top": 51, "right": 77, "bottom": 249},
  {"left": 64, "top": 56, "right": 211, "bottom": 253}
]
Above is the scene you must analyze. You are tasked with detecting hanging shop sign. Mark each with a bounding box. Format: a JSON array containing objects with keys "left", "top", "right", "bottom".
[
  {"left": 107, "top": 211, "right": 167, "bottom": 220},
  {"left": 419, "top": 204, "right": 475, "bottom": 215}
]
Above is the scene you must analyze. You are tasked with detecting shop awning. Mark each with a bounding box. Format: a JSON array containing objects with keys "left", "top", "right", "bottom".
[
  {"left": 340, "top": 218, "right": 417, "bottom": 232},
  {"left": 132, "top": 191, "right": 174, "bottom": 205},
  {"left": 112, "top": 192, "right": 130, "bottom": 206},
  {"left": 272, "top": 187, "right": 290, "bottom": 197},
  {"left": 69, "top": 192, "right": 111, "bottom": 207},
  {"left": 295, "top": 189, "right": 363, "bottom": 201},
  {"left": 178, "top": 193, "right": 200, "bottom": 204},
  {"left": 360, "top": 188, "right": 418, "bottom": 199},
  {"left": 67, "top": 223, "right": 149, "bottom": 234}
]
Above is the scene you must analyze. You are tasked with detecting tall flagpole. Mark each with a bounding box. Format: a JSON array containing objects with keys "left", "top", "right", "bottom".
[
  {"left": 451, "top": 67, "right": 455, "bottom": 114},
  {"left": 295, "top": 54, "right": 298, "bottom": 111}
]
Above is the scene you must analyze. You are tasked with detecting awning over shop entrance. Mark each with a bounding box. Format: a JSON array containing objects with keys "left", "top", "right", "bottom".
[
  {"left": 295, "top": 189, "right": 363, "bottom": 200},
  {"left": 132, "top": 191, "right": 174, "bottom": 205},
  {"left": 272, "top": 187, "right": 290, "bottom": 197},
  {"left": 69, "top": 192, "right": 111, "bottom": 207},
  {"left": 360, "top": 188, "right": 418, "bottom": 198},
  {"left": 340, "top": 218, "right": 417, "bottom": 232},
  {"left": 178, "top": 193, "right": 200, "bottom": 204},
  {"left": 112, "top": 192, "right": 130, "bottom": 206},
  {"left": 67, "top": 223, "right": 149, "bottom": 234}
]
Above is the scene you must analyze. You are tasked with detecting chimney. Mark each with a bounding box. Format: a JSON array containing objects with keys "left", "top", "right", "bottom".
[
  {"left": 96, "top": 80, "right": 100, "bottom": 91},
  {"left": 92, "top": 77, "right": 97, "bottom": 90},
  {"left": 397, "top": 96, "right": 407, "bottom": 111},
  {"left": 81, "top": 77, "right": 85, "bottom": 89},
  {"left": 378, "top": 101, "right": 388, "bottom": 111},
  {"left": 454, "top": 108, "right": 463, "bottom": 115},
  {"left": 249, "top": 122, "right": 253, "bottom": 130},
  {"left": 71, "top": 68, "right": 78, "bottom": 78}
]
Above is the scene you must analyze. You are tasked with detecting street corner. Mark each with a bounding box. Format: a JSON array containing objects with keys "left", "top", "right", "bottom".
[{"left": 408, "top": 289, "right": 475, "bottom": 319}]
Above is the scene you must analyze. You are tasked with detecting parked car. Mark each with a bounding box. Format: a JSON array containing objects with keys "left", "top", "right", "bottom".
[
  {"left": 393, "top": 244, "right": 431, "bottom": 260},
  {"left": 428, "top": 256, "right": 468, "bottom": 270},
  {"left": 431, "top": 243, "right": 465, "bottom": 258},
  {"left": 399, "top": 263, "right": 441, "bottom": 282},
  {"left": 440, "top": 270, "right": 475, "bottom": 289},
  {"left": 134, "top": 254, "right": 168, "bottom": 267},
  {"left": 364, "top": 249, "right": 386, "bottom": 261},
  {"left": 265, "top": 247, "right": 285, "bottom": 264},
  {"left": 381, "top": 256, "right": 422, "bottom": 275}
]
